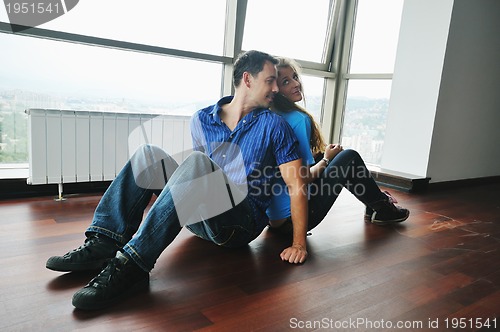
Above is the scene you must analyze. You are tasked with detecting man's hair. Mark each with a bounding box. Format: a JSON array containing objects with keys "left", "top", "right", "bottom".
[{"left": 233, "top": 50, "right": 278, "bottom": 87}]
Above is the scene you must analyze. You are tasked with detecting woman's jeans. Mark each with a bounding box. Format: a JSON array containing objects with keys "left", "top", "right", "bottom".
[
  {"left": 87, "top": 145, "right": 260, "bottom": 272},
  {"left": 306, "top": 149, "right": 387, "bottom": 230}
]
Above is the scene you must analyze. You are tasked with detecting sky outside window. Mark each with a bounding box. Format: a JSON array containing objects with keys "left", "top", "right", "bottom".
[
  {"left": 0, "top": 33, "right": 222, "bottom": 109},
  {"left": 38, "top": 0, "right": 228, "bottom": 56},
  {"left": 243, "top": 0, "right": 331, "bottom": 63},
  {"left": 349, "top": 0, "right": 403, "bottom": 74}
]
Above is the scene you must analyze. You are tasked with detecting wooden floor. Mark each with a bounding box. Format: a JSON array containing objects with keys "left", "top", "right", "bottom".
[{"left": 1, "top": 184, "right": 499, "bottom": 331}]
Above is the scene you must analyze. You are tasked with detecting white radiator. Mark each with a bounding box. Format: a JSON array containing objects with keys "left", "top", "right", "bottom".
[{"left": 26, "top": 109, "right": 192, "bottom": 195}]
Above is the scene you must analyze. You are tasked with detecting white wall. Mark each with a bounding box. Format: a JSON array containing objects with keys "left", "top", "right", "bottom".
[
  {"left": 381, "top": 0, "right": 454, "bottom": 177},
  {"left": 381, "top": 0, "right": 500, "bottom": 183},
  {"left": 427, "top": 0, "right": 500, "bottom": 182}
]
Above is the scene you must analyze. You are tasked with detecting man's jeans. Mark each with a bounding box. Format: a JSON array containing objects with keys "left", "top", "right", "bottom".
[
  {"left": 87, "top": 145, "right": 260, "bottom": 272},
  {"left": 307, "top": 149, "right": 387, "bottom": 230}
]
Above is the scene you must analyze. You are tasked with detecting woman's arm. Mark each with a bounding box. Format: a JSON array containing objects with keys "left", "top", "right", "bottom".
[
  {"left": 288, "top": 113, "right": 342, "bottom": 183},
  {"left": 306, "top": 144, "right": 343, "bottom": 182}
]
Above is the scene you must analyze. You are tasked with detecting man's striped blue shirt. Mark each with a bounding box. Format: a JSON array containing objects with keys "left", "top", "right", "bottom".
[{"left": 190, "top": 96, "right": 299, "bottom": 230}]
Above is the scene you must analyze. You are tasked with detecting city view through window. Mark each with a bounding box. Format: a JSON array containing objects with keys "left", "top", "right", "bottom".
[
  {"left": 0, "top": 32, "right": 222, "bottom": 165},
  {"left": 1, "top": 79, "right": 392, "bottom": 166},
  {"left": 0, "top": 75, "right": 324, "bottom": 165},
  {"left": 341, "top": 0, "right": 403, "bottom": 165},
  {"left": 341, "top": 80, "right": 393, "bottom": 165}
]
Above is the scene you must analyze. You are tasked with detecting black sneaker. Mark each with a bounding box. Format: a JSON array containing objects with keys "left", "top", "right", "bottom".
[
  {"left": 364, "top": 206, "right": 374, "bottom": 223},
  {"left": 366, "top": 191, "right": 410, "bottom": 225},
  {"left": 72, "top": 252, "right": 149, "bottom": 310},
  {"left": 364, "top": 191, "right": 393, "bottom": 223},
  {"left": 46, "top": 233, "right": 121, "bottom": 272}
]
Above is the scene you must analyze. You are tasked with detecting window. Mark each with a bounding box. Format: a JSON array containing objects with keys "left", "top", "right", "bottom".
[
  {"left": 349, "top": 0, "right": 403, "bottom": 74},
  {"left": 0, "top": 33, "right": 222, "bottom": 164},
  {"left": 243, "top": 0, "right": 332, "bottom": 63},
  {"left": 300, "top": 75, "right": 325, "bottom": 124},
  {"left": 40, "top": 0, "right": 228, "bottom": 56},
  {"left": 341, "top": 80, "right": 392, "bottom": 165},
  {"left": 340, "top": 0, "right": 403, "bottom": 166},
  {"left": 0, "top": 0, "right": 405, "bottom": 174}
]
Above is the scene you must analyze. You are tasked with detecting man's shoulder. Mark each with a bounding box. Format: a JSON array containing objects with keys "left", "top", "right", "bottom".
[
  {"left": 191, "top": 104, "right": 216, "bottom": 125},
  {"left": 192, "top": 96, "right": 233, "bottom": 121},
  {"left": 193, "top": 104, "right": 215, "bottom": 116},
  {"left": 258, "top": 109, "right": 291, "bottom": 127}
]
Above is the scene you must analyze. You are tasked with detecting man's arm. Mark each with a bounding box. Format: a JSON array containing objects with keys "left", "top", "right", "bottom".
[{"left": 278, "top": 158, "right": 309, "bottom": 264}]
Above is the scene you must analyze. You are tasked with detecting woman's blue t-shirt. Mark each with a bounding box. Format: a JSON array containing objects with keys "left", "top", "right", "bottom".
[{"left": 266, "top": 110, "right": 315, "bottom": 220}]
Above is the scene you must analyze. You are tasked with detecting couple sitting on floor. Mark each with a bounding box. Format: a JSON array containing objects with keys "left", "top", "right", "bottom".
[{"left": 45, "top": 50, "right": 409, "bottom": 311}]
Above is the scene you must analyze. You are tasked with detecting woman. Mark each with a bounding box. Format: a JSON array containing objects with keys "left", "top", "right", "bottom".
[{"left": 267, "top": 57, "right": 409, "bottom": 234}]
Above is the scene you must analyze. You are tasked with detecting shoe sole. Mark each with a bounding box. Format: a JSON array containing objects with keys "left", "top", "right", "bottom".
[
  {"left": 72, "top": 276, "right": 150, "bottom": 310},
  {"left": 370, "top": 210, "right": 410, "bottom": 225},
  {"left": 46, "top": 258, "right": 111, "bottom": 272}
]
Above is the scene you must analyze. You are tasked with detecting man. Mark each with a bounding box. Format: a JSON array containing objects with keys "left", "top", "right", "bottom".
[{"left": 46, "top": 50, "right": 309, "bottom": 310}]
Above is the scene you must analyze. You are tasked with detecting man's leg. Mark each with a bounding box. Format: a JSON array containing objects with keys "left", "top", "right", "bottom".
[
  {"left": 72, "top": 151, "right": 258, "bottom": 310},
  {"left": 308, "top": 149, "right": 409, "bottom": 230},
  {"left": 46, "top": 144, "right": 178, "bottom": 272},
  {"left": 185, "top": 198, "right": 259, "bottom": 249},
  {"left": 88, "top": 143, "right": 178, "bottom": 243}
]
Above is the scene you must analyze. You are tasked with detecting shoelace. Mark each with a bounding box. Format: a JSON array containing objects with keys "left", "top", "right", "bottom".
[
  {"left": 382, "top": 190, "right": 398, "bottom": 204},
  {"left": 63, "top": 236, "right": 99, "bottom": 258},
  {"left": 89, "top": 258, "right": 123, "bottom": 289}
]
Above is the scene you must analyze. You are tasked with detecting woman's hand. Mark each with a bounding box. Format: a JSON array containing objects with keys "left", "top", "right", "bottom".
[
  {"left": 324, "top": 143, "right": 343, "bottom": 161},
  {"left": 280, "top": 244, "right": 308, "bottom": 264}
]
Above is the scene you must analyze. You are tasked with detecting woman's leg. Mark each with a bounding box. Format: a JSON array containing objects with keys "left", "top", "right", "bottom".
[{"left": 307, "top": 149, "right": 408, "bottom": 229}]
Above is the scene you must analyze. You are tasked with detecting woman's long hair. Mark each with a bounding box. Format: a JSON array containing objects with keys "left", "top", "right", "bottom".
[{"left": 272, "top": 57, "right": 326, "bottom": 156}]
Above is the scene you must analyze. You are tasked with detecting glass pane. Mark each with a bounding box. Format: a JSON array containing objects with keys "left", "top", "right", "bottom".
[
  {"left": 349, "top": 0, "right": 403, "bottom": 73},
  {"left": 38, "top": 0, "right": 227, "bottom": 56},
  {"left": 243, "top": 0, "right": 331, "bottom": 63},
  {"left": 341, "top": 80, "right": 392, "bottom": 165},
  {"left": 0, "top": 33, "right": 222, "bottom": 164},
  {"left": 300, "top": 75, "right": 325, "bottom": 124}
]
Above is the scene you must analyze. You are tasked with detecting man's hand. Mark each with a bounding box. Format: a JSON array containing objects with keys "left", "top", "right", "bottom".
[
  {"left": 278, "top": 159, "right": 308, "bottom": 264},
  {"left": 280, "top": 244, "right": 308, "bottom": 264}
]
